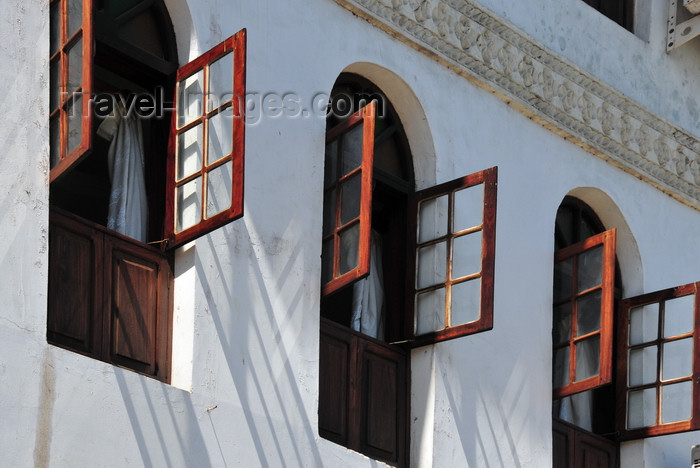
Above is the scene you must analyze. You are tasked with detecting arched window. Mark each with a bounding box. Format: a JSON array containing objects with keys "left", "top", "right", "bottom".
[
  {"left": 48, "top": 0, "right": 246, "bottom": 381},
  {"left": 318, "top": 74, "right": 498, "bottom": 466}
]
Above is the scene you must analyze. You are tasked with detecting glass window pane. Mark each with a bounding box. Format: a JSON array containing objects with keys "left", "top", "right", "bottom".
[
  {"left": 322, "top": 188, "right": 336, "bottom": 237},
  {"left": 554, "top": 257, "right": 573, "bottom": 302},
  {"left": 629, "top": 346, "right": 657, "bottom": 387},
  {"left": 50, "top": 1, "right": 61, "bottom": 55},
  {"left": 50, "top": 116, "right": 60, "bottom": 168},
  {"left": 339, "top": 174, "right": 361, "bottom": 225},
  {"left": 178, "top": 70, "right": 204, "bottom": 128},
  {"left": 553, "top": 346, "right": 570, "bottom": 389},
  {"left": 553, "top": 302, "right": 572, "bottom": 345},
  {"left": 418, "top": 195, "right": 448, "bottom": 243},
  {"left": 417, "top": 241, "right": 447, "bottom": 289},
  {"left": 661, "top": 381, "right": 692, "bottom": 424},
  {"left": 67, "top": 0, "right": 82, "bottom": 38},
  {"left": 50, "top": 58, "right": 60, "bottom": 111},
  {"left": 338, "top": 223, "right": 359, "bottom": 275},
  {"left": 324, "top": 139, "right": 338, "bottom": 184},
  {"left": 627, "top": 388, "right": 657, "bottom": 429},
  {"left": 662, "top": 338, "right": 693, "bottom": 381},
  {"left": 177, "top": 124, "right": 203, "bottom": 180},
  {"left": 205, "top": 161, "right": 232, "bottom": 219},
  {"left": 575, "top": 335, "right": 600, "bottom": 381},
  {"left": 66, "top": 38, "right": 82, "bottom": 92},
  {"left": 66, "top": 95, "right": 82, "bottom": 155},
  {"left": 576, "top": 290, "right": 602, "bottom": 337},
  {"left": 451, "top": 232, "right": 482, "bottom": 279},
  {"left": 664, "top": 294, "right": 695, "bottom": 338},
  {"left": 451, "top": 278, "right": 481, "bottom": 326},
  {"left": 416, "top": 288, "right": 446, "bottom": 335},
  {"left": 321, "top": 238, "right": 334, "bottom": 284},
  {"left": 207, "top": 51, "right": 234, "bottom": 112},
  {"left": 207, "top": 110, "right": 233, "bottom": 164},
  {"left": 176, "top": 177, "right": 202, "bottom": 233},
  {"left": 453, "top": 184, "right": 483, "bottom": 232},
  {"left": 341, "top": 123, "right": 363, "bottom": 176},
  {"left": 630, "top": 304, "right": 659, "bottom": 346},
  {"left": 577, "top": 245, "right": 603, "bottom": 293}
]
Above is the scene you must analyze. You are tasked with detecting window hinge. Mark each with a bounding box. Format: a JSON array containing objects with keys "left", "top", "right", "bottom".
[{"left": 148, "top": 238, "right": 169, "bottom": 250}]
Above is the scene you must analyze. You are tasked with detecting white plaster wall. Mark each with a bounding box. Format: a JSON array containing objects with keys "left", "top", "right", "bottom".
[{"left": 1, "top": 0, "right": 700, "bottom": 467}]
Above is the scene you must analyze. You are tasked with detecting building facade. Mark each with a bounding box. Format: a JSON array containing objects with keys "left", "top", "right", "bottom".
[{"left": 2, "top": 0, "right": 700, "bottom": 466}]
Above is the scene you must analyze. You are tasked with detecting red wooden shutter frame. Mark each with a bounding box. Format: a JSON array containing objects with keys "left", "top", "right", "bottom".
[
  {"left": 616, "top": 282, "right": 700, "bottom": 440},
  {"left": 321, "top": 102, "right": 376, "bottom": 297},
  {"left": 552, "top": 228, "right": 616, "bottom": 399},
  {"left": 408, "top": 166, "right": 497, "bottom": 347},
  {"left": 165, "top": 29, "right": 247, "bottom": 248},
  {"left": 49, "top": 0, "right": 94, "bottom": 183}
]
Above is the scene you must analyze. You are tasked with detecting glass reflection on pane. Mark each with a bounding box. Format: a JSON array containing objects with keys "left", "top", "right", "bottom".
[
  {"left": 205, "top": 161, "right": 232, "bottom": 218},
  {"left": 629, "top": 304, "right": 659, "bottom": 346},
  {"left": 176, "top": 177, "right": 202, "bottom": 233},
  {"left": 66, "top": 95, "right": 82, "bottom": 155},
  {"left": 341, "top": 123, "right": 364, "bottom": 176},
  {"left": 50, "top": 59, "right": 60, "bottom": 111},
  {"left": 627, "top": 388, "right": 656, "bottom": 429},
  {"left": 207, "top": 110, "right": 232, "bottom": 164},
  {"left": 418, "top": 195, "right": 448, "bottom": 243},
  {"left": 576, "top": 290, "right": 601, "bottom": 337},
  {"left": 67, "top": 40, "right": 82, "bottom": 92},
  {"left": 416, "top": 241, "right": 447, "bottom": 289},
  {"left": 661, "top": 338, "right": 693, "bottom": 381},
  {"left": 340, "top": 175, "right": 361, "bottom": 225},
  {"left": 178, "top": 71, "right": 204, "bottom": 128},
  {"left": 207, "top": 52, "right": 234, "bottom": 112},
  {"left": 453, "top": 184, "right": 483, "bottom": 232},
  {"left": 553, "top": 258, "right": 573, "bottom": 302},
  {"left": 67, "top": 0, "right": 82, "bottom": 38},
  {"left": 338, "top": 224, "right": 359, "bottom": 275},
  {"left": 416, "top": 288, "right": 445, "bottom": 335},
  {"left": 574, "top": 335, "right": 600, "bottom": 381},
  {"left": 451, "top": 279, "right": 481, "bottom": 326},
  {"left": 553, "top": 346, "right": 570, "bottom": 388},
  {"left": 50, "top": 2, "right": 60, "bottom": 55},
  {"left": 577, "top": 245, "right": 603, "bottom": 293},
  {"left": 553, "top": 302, "right": 572, "bottom": 345},
  {"left": 661, "top": 381, "right": 692, "bottom": 424},
  {"left": 177, "top": 124, "right": 203, "bottom": 180},
  {"left": 628, "top": 346, "right": 657, "bottom": 387},
  {"left": 451, "top": 232, "right": 481, "bottom": 279},
  {"left": 663, "top": 294, "right": 695, "bottom": 338}
]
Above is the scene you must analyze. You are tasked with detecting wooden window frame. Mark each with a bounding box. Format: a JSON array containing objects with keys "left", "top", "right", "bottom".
[
  {"left": 406, "top": 167, "right": 498, "bottom": 347},
  {"left": 616, "top": 282, "right": 700, "bottom": 439},
  {"left": 50, "top": 0, "right": 94, "bottom": 183},
  {"left": 165, "top": 29, "right": 247, "bottom": 248},
  {"left": 552, "top": 229, "right": 617, "bottom": 399},
  {"left": 321, "top": 102, "right": 376, "bottom": 296}
]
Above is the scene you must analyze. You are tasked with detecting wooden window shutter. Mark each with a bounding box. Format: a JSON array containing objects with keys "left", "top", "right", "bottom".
[
  {"left": 321, "top": 102, "right": 376, "bottom": 296},
  {"left": 165, "top": 29, "right": 247, "bottom": 248},
  {"left": 408, "top": 166, "right": 497, "bottom": 346},
  {"left": 552, "top": 229, "right": 616, "bottom": 398},
  {"left": 49, "top": 0, "right": 94, "bottom": 183}
]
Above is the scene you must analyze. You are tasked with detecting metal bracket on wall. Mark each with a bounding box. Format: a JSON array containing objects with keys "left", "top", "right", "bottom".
[{"left": 668, "top": 0, "right": 700, "bottom": 51}]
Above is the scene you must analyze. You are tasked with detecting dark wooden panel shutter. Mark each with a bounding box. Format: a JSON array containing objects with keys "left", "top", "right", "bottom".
[{"left": 319, "top": 318, "right": 353, "bottom": 445}]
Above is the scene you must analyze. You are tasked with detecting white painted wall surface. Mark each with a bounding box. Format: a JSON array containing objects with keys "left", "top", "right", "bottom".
[{"left": 1, "top": 0, "right": 699, "bottom": 467}]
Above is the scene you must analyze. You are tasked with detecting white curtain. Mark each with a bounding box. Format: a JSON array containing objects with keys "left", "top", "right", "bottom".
[
  {"left": 351, "top": 231, "right": 385, "bottom": 340},
  {"left": 554, "top": 338, "right": 598, "bottom": 431},
  {"left": 102, "top": 110, "right": 148, "bottom": 243}
]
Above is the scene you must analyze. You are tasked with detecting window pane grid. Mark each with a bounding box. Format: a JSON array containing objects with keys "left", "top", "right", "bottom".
[
  {"left": 415, "top": 183, "right": 485, "bottom": 332},
  {"left": 619, "top": 284, "right": 699, "bottom": 437}
]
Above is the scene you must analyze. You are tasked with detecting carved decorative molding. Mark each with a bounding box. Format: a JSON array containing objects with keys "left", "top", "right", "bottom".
[{"left": 334, "top": 0, "right": 700, "bottom": 209}]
